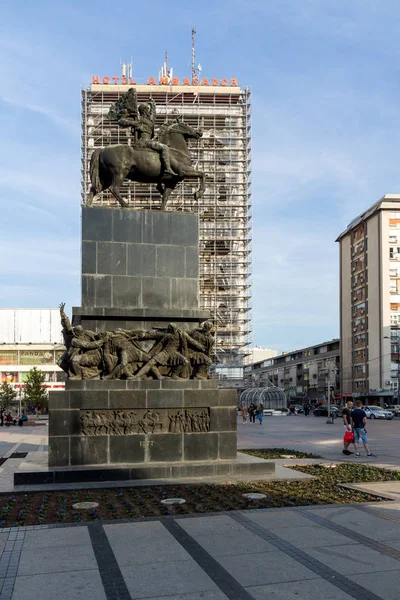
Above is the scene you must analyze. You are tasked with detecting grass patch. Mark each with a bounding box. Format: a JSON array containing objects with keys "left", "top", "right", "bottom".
[
  {"left": 242, "top": 448, "right": 322, "bottom": 459},
  {"left": 0, "top": 463, "right": 396, "bottom": 527}
]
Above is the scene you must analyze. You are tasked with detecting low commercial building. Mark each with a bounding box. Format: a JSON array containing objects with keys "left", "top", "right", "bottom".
[
  {"left": 244, "top": 339, "right": 340, "bottom": 403},
  {"left": 0, "top": 309, "right": 66, "bottom": 392}
]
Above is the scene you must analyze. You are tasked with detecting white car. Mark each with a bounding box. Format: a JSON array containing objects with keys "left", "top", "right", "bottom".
[{"left": 363, "top": 406, "right": 393, "bottom": 420}]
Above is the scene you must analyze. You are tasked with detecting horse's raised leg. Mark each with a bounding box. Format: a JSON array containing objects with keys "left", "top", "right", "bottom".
[{"left": 179, "top": 168, "right": 206, "bottom": 202}]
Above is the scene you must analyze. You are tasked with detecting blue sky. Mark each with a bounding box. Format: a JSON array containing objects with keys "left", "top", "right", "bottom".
[{"left": 1, "top": 0, "right": 400, "bottom": 353}]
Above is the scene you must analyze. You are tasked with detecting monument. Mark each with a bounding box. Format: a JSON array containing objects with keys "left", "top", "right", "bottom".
[{"left": 15, "top": 88, "right": 274, "bottom": 485}]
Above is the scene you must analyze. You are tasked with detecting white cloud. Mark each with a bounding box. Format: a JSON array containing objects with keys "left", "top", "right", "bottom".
[
  {"left": 0, "top": 237, "right": 79, "bottom": 278},
  {"left": 0, "top": 96, "right": 78, "bottom": 135}
]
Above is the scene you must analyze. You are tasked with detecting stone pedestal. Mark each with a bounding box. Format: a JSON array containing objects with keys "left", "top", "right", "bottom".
[
  {"left": 48, "top": 379, "right": 237, "bottom": 470},
  {"left": 32, "top": 206, "right": 276, "bottom": 485},
  {"left": 73, "top": 207, "right": 209, "bottom": 331}
]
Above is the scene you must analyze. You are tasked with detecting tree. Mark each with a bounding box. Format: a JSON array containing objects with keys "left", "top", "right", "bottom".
[
  {"left": 23, "top": 368, "right": 48, "bottom": 412},
  {"left": 0, "top": 382, "right": 17, "bottom": 412}
]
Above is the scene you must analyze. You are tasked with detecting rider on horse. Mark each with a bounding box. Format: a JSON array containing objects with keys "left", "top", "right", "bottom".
[{"left": 109, "top": 88, "right": 176, "bottom": 176}]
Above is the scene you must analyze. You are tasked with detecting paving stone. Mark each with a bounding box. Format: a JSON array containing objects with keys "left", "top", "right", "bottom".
[
  {"left": 122, "top": 560, "right": 219, "bottom": 599},
  {"left": 247, "top": 578, "right": 355, "bottom": 600},
  {"left": 305, "top": 543, "right": 400, "bottom": 575},
  {"left": 179, "top": 516, "right": 275, "bottom": 556},
  {"left": 0, "top": 534, "right": 7, "bottom": 554},
  {"left": 363, "top": 503, "right": 400, "bottom": 520},
  {"left": 177, "top": 515, "right": 241, "bottom": 535},
  {"left": 23, "top": 526, "right": 91, "bottom": 549},
  {"left": 148, "top": 593, "right": 229, "bottom": 600},
  {"left": 266, "top": 524, "right": 354, "bottom": 549},
  {"left": 105, "top": 521, "right": 191, "bottom": 566},
  {"left": 307, "top": 507, "right": 400, "bottom": 542},
  {"left": 216, "top": 551, "right": 316, "bottom": 587},
  {"left": 12, "top": 570, "right": 107, "bottom": 600},
  {"left": 18, "top": 544, "right": 97, "bottom": 575},
  {"left": 385, "top": 540, "right": 400, "bottom": 551},
  {"left": 349, "top": 569, "right": 400, "bottom": 600},
  {"left": 242, "top": 509, "right": 315, "bottom": 529}
]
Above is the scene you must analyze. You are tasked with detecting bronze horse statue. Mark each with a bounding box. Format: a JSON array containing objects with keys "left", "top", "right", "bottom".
[{"left": 87, "top": 120, "right": 206, "bottom": 210}]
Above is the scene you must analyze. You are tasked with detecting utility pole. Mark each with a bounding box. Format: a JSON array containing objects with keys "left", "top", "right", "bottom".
[
  {"left": 326, "top": 364, "right": 336, "bottom": 424},
  {"left": 326, "top": 367, "right": 332, "bottom": 424}
]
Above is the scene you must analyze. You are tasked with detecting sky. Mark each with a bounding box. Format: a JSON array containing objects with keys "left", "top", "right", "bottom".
[{"left": 1, "top": 0, "right": 400, "bottom": 353}]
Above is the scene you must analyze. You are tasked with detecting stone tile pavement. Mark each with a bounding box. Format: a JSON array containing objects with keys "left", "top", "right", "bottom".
[{"left": 1, "top": 501, "right": 400, "bottom": 599}]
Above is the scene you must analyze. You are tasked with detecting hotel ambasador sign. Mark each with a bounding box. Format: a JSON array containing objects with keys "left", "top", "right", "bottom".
[{"left": 92, "top": 76, "right": 239, "bottom": 87}]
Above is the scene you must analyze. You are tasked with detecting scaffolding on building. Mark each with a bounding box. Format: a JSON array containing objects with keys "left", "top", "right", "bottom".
[{"left": 81, "top": 84, "right": 252, "bottom": 374}]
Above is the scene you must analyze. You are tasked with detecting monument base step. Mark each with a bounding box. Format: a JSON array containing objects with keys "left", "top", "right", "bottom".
[{"left": 14, "top": 453, "right": 275, "bottom": 486}]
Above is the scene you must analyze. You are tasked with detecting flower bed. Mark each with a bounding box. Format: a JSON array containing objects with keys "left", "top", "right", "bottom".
[
  {"left": 0, "top": 463, "right": 396, "bottom": 527},
  {"left": 242, "top": 448, "right": 322, "bottom": 459}
]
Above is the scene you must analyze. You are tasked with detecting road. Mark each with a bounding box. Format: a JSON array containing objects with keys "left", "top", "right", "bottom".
[{"left": 237, "top": 413, "right": 400, "bottom": 466}]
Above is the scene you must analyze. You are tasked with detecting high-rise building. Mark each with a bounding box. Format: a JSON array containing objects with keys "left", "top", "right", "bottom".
[
  {"left": 81, "top": 71, "right": 252, "bottom": 376},
  {"left": 337, "top": 194, "right": 400, "bottom": 402}
]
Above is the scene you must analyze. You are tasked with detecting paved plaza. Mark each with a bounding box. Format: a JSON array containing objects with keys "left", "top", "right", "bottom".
[
  {"left": 0, "top": 502, "right": 400, "bottom": 599},
  {"left": 238, "top": 413, "right": 400, "bottom": 466},
  {"left": 0, "top": 418, "right": 399, "bottom": 598}
]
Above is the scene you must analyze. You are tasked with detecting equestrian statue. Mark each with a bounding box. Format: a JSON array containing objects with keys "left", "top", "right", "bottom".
[{"left": 87, "top": 88, "right": 206, "bottom": 210}]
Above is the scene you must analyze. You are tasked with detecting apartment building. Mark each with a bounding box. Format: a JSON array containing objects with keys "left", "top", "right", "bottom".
[
  {"left": 337, "top": 194, "right": 400, "bottom": 402},
  {"left": 243, "top": 339, "right": 340, "bottom": 402}
]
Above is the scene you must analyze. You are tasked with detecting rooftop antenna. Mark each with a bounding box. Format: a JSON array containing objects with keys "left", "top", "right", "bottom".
[
  {"left": 120, "top": 58, "right": 133, "bottom": 81},
  {"left": 191, "top": 26, "right": 196, "bottom": 82},
  {"left": 158, "top": 50, "right": 173, "bottom": 83}
]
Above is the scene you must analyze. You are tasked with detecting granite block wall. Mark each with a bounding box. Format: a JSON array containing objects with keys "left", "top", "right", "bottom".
[
  {"left": 48, "top": 380, "right": 237, "bottom": 468},
  {"left": 81, "top": 207, "right": 199, "bottom": 311}
]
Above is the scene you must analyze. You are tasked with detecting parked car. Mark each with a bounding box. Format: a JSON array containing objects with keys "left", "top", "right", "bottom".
[
  {"left": 386, "top": 405, "right": 400, "bottom": 416},
  {"left": 313, "top": 405, "right": 339, "bottom": 417},
  {"left": 363, "top": 406, "right": 393, "bottom": 420}
]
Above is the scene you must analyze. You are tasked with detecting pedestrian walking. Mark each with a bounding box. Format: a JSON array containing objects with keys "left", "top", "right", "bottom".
[
  {"left": 342, "top": 400, "right": 354, "bottom": 456},
  {"left": 304, "top": 403, "right": 310, "bottom": 416},
  {"left": 351, "top": 400, "right": 376, "bottom": 458},
  {"left": 248, "top": 403, "right": 256, "bottom": 423},
  {"left": 241, "top": 403, "right": 248, "bottom": 424},
  {"left": 257, "top": 403, "right": 264, "bottom": 425}
]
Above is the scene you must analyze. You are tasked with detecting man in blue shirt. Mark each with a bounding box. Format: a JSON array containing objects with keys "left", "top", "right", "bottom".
[{"left": 351, "top": 400, "right": 376, "bottom": 457}]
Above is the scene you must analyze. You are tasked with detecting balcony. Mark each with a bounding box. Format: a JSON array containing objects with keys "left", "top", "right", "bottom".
[
  {"left": 354, "top": 355, "right": 366, "bottom": 364},
  {"left": 354, "top": 340, "right": 366, "bottom": 349}
]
